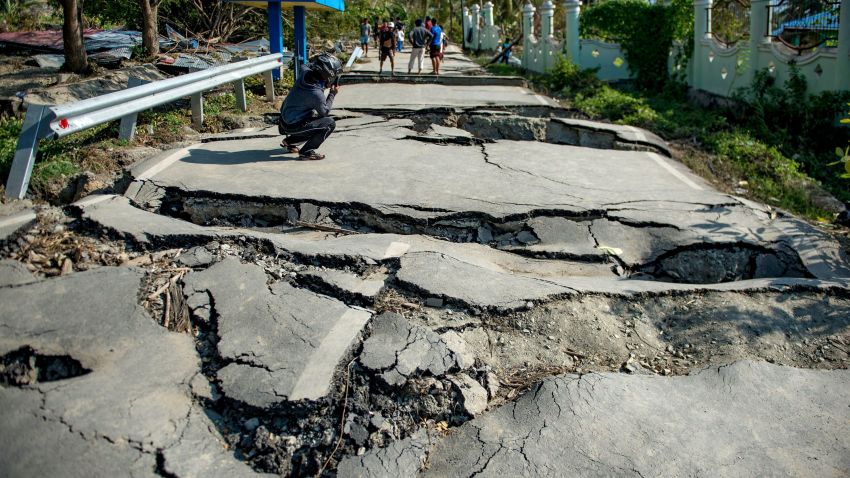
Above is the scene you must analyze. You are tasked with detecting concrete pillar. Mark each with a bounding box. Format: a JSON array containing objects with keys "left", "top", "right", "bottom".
[
  {"left": 471, "top": 4, "right": 481, "bottom": 51},
  {"left": 522, "top": 1, "right": 537, "bottom": 70},
  {"left": 462, "top": 6, "right": 470, "bottom": 48},
  {"left": 837, "top": 0, "right": 850, "bottom": 89},
  {"left": 748, "top": 0, "right": 770, "bottom": 82},
  {"left": 541, "top": 1, "right": 555, "bottom": 38},
  {"left": 692, "top": 0, "right": 712, "bottom": 89},
  {"left": 482, "top": 1, "right": 494, "bottom": 26},
  {"left": 563, "top": 0, "right": 580, "bottom": 62}
]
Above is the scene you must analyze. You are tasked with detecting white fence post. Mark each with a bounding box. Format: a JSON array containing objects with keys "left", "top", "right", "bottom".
[
  {"left": 471, "top": 4, "right": 481, "bottom": 51},
  {"left": 748, "top": 0, "right": 769, "bottom": 82},
  {"left": 462, "top": 6, "right": 470, "bottom": 49},
  {"left": 482, "top": 1, "right": 494, "bottom": 27},
  {"left": 523, "top": 1, "right": 537, "bottom": 69},
  {"left": 838, "top": 0, "right": 850, "bottom": 90},
  {"left": 563, "top": 0, "right": 581, "bottom": 62},
  {"left": 540, "top": 0, "right": 556, "bottom": 70},
  {"left": 692, "top": 0, "right": 712, "bottom": 90}
]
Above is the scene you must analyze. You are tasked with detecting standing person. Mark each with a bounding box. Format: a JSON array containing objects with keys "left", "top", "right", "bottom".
[
  {"left": 373, "top": 17, "right": 381, "bottom": 49},
  {"left": 429, "top": 18, "right": 443, "bottom": 75},
  {"left": 396, "top": 22, "right": 405, "bottom": 52},
  {"left": 425, "top": 16, "right": 432, "bottom": 31},
  {"left": 378, "top": 21, "right": 397, "bottom": 76},
  {"left": 407, "top": 19, "right": 433, "bottom": 74},
  {"left": 359, "top": 18, "right": 371, "bottom": 57},
  {"left": 279, "top": 53, "right": 342, "bottom": 161}
]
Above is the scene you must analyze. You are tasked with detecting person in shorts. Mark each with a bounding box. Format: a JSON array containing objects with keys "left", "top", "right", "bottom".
[
  {"left": 359, "top": 18, "right": 371, "bottom": 57},
  {"left": 429, "top": 18, "right": 443, "bottom": 75},
  {"left": 378, "top": 21, "right": 397, "bottom": 76}
]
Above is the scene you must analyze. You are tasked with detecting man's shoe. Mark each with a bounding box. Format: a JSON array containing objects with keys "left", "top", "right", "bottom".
[
  {"left": 298, "top": 151, "right": 325, "bottom": 161},
  {"left": 281, "top": 140, "right": 299, "bottom": 154}
]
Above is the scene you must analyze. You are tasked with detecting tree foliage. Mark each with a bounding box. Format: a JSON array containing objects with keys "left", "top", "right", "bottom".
[{"left": 579, "top": 0, "right": 692, "bottom": 91}]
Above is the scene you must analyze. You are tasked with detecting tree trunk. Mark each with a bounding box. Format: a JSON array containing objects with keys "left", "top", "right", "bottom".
[
  {"left": 141, "top": 0, "right": 159, "bottom": 57},
  {"left": 58, "top": 0, "right": 88, "bottom": 73}
]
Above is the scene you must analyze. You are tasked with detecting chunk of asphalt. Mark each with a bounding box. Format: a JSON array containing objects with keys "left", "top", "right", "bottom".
[
  {"left": 177, "top": 246, "right": 216, "bottom": 268},
  {"left": 301, "top": 268, "right": 387, "bottom": 301},
  {"left": 184, "top": 258, "right": 371, "bottom": 407},
  {"left": 0, "top": 259, "right": 37, "bottom": 287},
  {"left": 396, "top": 251, "right": 574, "bottom": 311},
  {"left": 449, "top": 373, "right": 488, "bottom": 417},
  {"left": 359, "top": 313, "right": 472, "bottom": 386},
  {"left": 423, "top": 361, "right": 850, "bottom": 477},
  {"left": 336, "top": 428, "right": 434, "bottom": 478}
]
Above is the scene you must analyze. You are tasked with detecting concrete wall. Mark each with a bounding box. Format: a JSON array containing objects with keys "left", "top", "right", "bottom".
[
  {"left": 463, "top": 2, "right": 502, "bottom": 53},
  {"left": 508, "top": 0, "right": 849, "bottom": 96},
  {"left": 691, "top": 0, "right": 849, "bottom": 96}
]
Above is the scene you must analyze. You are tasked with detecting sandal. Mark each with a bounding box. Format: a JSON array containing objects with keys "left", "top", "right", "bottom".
[
  {"left": 298, "top": 151, "right": 325, "bottom": 161},
  {"left": 281, "top": 140, "right": 299, "bottom": 154}
]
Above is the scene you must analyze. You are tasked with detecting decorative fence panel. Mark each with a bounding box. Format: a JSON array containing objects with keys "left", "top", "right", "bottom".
[
  {"left": 693, "top": 0, "right": 849, "bottom": 96},
  {"left": 470, "top": 0, "right": 848, "bottom": 97},
  {"left": 463, "top": 2, "right": 502, "bottom": 52}
]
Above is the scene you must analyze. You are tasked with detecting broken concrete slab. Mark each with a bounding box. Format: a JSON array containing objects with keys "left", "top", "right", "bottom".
[
  {"left": 396, "top": 251, "right": 575, "bottom": 310},
  {"left": 0, "top": 386, "right": 157, "bottom": 478},
  {"left": 336, "top": 429, "right": 435, "bottom": 478},
  {"left": 77, "top": 194, "right": 219, "bottom": 246},
  {"left": 300, "top": 268, "right": 387, "bottom": 302},
  {"left": 548, "top": 117, "right": 670, "bottom": 156},
  {"left": 359, "top": 313, "right": 473, "bottom": 386},
  {"left": 0, "top": 208, "right": 36, "bottom": 242},
  {"left": 0, "top": 259, "right": 37, "bottom": 287},
  {"left": 334, "top": 84, "right": 558, "bottom": 111},
  {"left": 183, "top": 258, "right": 371, "bottom": 406},
  {"left": 0, "top": 266, "right": 262, "bottom": 476},
  {"left": 424, "top": 361, "right": 850, "bottom": 477}
]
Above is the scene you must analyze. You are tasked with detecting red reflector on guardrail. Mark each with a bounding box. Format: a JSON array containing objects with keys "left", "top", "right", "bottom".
[{"left": 59, "top": 118, "right": 69, "bottom": 129}]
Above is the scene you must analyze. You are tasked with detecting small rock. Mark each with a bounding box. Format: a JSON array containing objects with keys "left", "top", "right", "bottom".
[
  {"left": 485, "top": 372, "right": 500, "bottom": 398},
  {"left": 449, "top": 373, "right": 488, "bottom": 417},
  {"left": 515, "top": 230, "right": 539, "bottom": 245},
  {"left": 425, "top": 297, "right": 444, "bottom": 308},
  {"left": 477, "top": 226, "right": 493, "bottom": 243},
  {"left": 243, "top": 417, "right": 261, "bottom": 431},
  {"left": 60, "top": 258, "right": 73, "bottom": 275}
]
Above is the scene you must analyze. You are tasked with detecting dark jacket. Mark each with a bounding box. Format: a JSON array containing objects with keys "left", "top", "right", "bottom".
[
  {"left": 409, "top": 26, "right": 434, "bottom": 48},
  {"left": 280, "top": 65, "right": 336, "bottom": 125}
]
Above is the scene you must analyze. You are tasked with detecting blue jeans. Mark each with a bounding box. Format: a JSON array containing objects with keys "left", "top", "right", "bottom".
[{"left": 397, "top": 40, "right": 403, "bottom": 52}]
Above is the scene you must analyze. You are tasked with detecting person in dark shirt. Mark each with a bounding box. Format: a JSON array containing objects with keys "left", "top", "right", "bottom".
[
  {"left": 279, "top": 54, "right": 342, "bottom": 161},
  {"left": 407, "top": 19, "right": 433, "bottom": 74},
  {"left": 378, "top": 21, "right": 397, "bottom": 76}
]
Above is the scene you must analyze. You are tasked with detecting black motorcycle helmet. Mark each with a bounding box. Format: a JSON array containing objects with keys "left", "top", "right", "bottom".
[{"left": 310, "top": 53, "right": 342, "bottom": 83}]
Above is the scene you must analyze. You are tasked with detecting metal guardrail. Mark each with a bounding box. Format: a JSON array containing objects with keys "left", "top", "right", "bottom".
[{"left": 5, "top": 52, "right": 291, "bottom": 199}]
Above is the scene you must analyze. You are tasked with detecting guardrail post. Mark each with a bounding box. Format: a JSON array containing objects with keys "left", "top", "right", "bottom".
[
  {"left": 264, "top": 70, "right": 275, "bottom": 102},
  {"left": 233, "top": 79, "right": 248, "bottom": 112},
  {"left": 119, "top": 77, "right": 148, "bottom": 141},
  {"left": 191, "top": 92, "right": 204, "bottom": 129},
  {"left": 5, "top": 104, "right": 52, "bottom": 199}
]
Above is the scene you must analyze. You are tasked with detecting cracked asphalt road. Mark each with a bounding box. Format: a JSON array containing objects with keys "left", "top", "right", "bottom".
[{"left": 2, "top": 49, "right": 850, "bottom": 477}]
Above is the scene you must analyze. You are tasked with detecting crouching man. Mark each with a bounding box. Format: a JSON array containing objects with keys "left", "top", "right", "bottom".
[{"left": 279, "top": 53, "right": 342, "bottom": 161}]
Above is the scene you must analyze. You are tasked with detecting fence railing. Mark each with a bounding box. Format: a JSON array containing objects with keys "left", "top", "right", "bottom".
[{"left": 5, "top": 52, "right": 291, "bottom": 199}]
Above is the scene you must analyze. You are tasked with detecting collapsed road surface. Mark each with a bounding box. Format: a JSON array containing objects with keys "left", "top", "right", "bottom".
[{"left": 2, "top": 50, "right": 850, "bottom": 478}]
